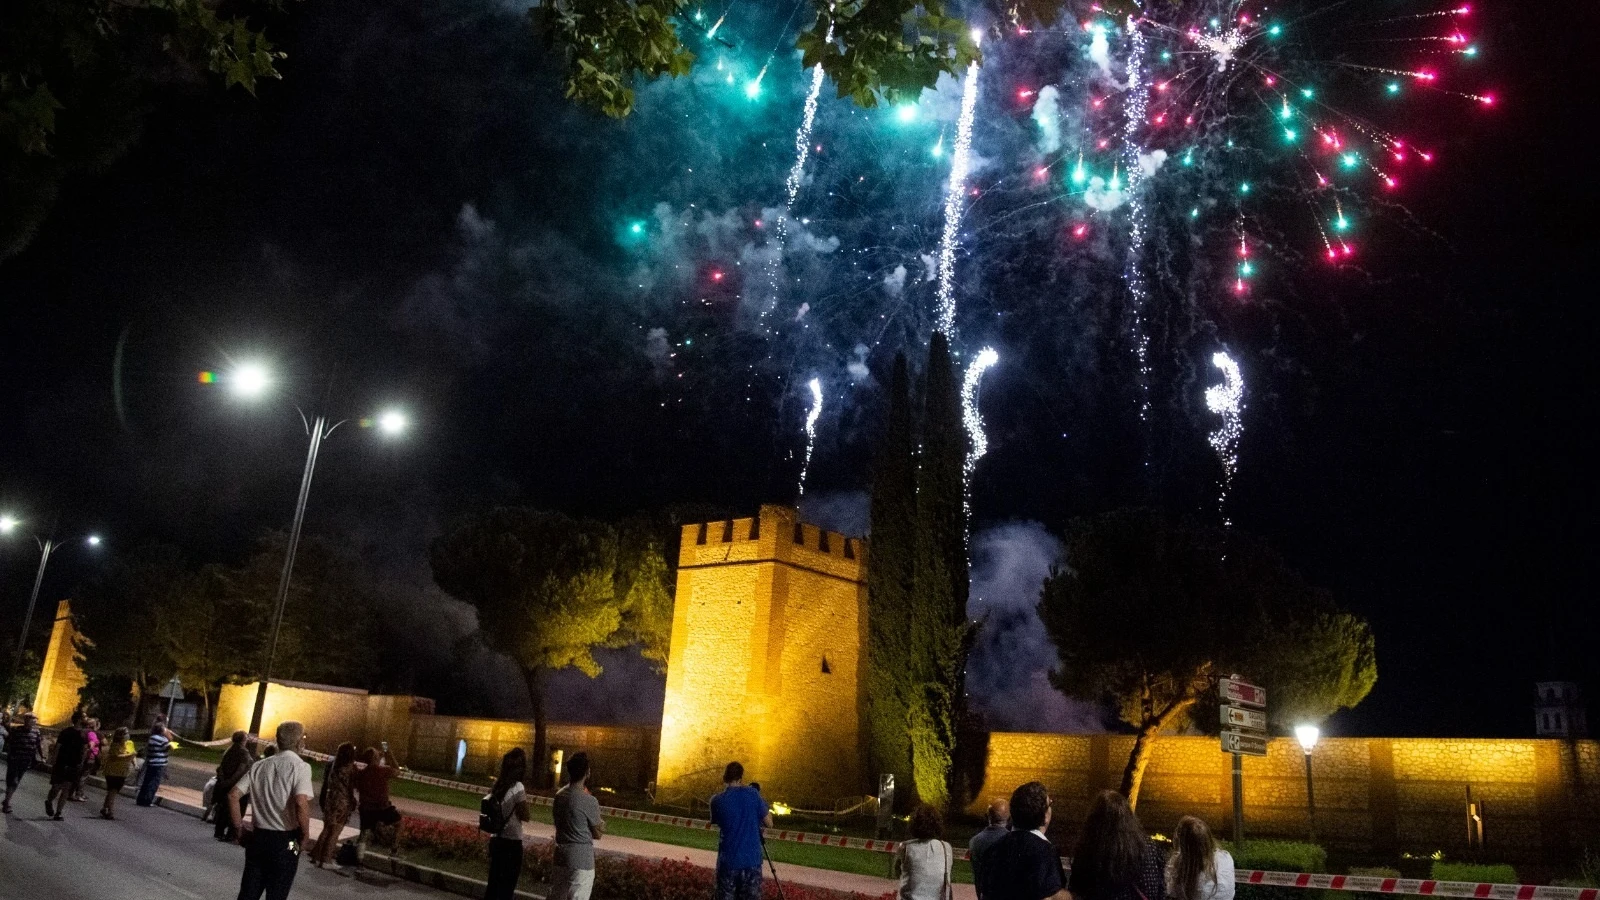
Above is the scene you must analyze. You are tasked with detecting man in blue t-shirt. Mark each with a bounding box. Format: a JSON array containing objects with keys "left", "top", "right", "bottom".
[{"left": 708, "top": 761, "right": 772, "bottom": 900}]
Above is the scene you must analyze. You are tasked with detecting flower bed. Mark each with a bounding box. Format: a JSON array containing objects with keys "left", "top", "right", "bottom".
[{"left": 393, "top": 817, "right": 892, "bottom": 900}]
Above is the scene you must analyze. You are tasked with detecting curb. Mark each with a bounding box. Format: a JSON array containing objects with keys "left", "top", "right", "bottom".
[
  {"left": 359, "top": 850, "right": 545, "bottom": 900},
  {"left": 83, "top": 773, "right": 207, "bottom": 819}
]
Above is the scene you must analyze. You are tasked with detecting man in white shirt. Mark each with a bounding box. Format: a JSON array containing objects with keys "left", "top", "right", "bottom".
[{"left": 228, "top": 721, "right": 314, "bottom": 900}]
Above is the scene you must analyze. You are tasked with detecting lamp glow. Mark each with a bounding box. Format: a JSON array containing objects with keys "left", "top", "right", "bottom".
[
  {"left": 0, "top": 514, "right": 18, "bottom": 534},
  {"left": 86, "top": 535, "right": 102, "bottom": 547},
  {"left": 231, "top": 363, "right": 271, "bottom": 398},
  {"left": 1295, "top": 723, "right": 1321, "bottom": 752},
  {"left": 377, "top": 410, "right": 408, "bottom": 436}
]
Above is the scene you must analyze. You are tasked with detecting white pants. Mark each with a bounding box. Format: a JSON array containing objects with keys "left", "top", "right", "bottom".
[{"left": 548, "top": 865, "right": 596, "bottom": 900}]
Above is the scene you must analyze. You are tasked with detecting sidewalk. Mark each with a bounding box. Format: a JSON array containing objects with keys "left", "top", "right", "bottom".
[{"left": 164, "top": 756, "right": 976, "bottom": 899}]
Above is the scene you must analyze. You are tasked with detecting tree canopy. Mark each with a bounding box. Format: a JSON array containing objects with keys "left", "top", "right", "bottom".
[
  {"left": 1, "top": 0, "right": 293, "bottom": 259},
  {"left": 535, "top": 0, "right": 981, "bottom": 118},
  {"left": 429, "top": 506, "right": 674, "bottom": 783},
  {"left": 1038, "top": 509, "right": 1377, "bottom": 808}
]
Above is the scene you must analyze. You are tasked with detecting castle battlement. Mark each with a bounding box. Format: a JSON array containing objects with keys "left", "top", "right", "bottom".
[
  {"left": 659, "top": 504, "right": 868, "bottom": 805},
  {"left": 677, "top": 504, "right": 866, "bottom": 582}
]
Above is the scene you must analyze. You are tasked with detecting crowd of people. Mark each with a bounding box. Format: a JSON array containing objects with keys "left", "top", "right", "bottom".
[
  {"left": 5, "top": 708, "right": 1242, "bottom": 900},
  {"left": 961, "top": 781, "right": 1237, "bottom": 900}
]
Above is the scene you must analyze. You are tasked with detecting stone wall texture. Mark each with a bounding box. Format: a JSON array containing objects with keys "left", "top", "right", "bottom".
[
  {"left": 32, "top": 600, "right": 89, "bottom": 727},
  {"left": 406, "top": 715, "right": 659, "bottom": 789},
  {"left": 655, "top": 505, "right": 868, "bottom": 806},
  {"left": 968, "top": 733, "right": 1600, "bottom": 863}
]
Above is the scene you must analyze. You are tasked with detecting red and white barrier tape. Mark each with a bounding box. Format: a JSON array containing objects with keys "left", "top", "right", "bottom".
[{"left": 1239, "top": 873, "right": 1597, "bottom": 900}]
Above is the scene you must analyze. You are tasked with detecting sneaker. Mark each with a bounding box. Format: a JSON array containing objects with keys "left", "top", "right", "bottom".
[
  {"left": 44, "top": 798, "right": 55, "bottom": 818},
  {"left": 52, "top": 813, "right": 63, "bottom": 821}
]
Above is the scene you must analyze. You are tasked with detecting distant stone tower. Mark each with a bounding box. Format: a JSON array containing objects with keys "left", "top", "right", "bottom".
[
  {"left": 1534, "top": 681, "right": 1587, "bottom": 738},
  {"left": 32, "top": 600, "right": 91, "bottom": 726},
  {"left": 655, "top": 506, "right": 867, "bottom": 806}
]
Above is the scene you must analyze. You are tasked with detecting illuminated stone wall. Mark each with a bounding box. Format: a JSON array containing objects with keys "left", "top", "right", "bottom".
[
  {"left": 32, "top": 600, "right": 90, "bottom": 727},
  {"left": 406, "top": 715, "right": 659, "bottom": 789},
  {"left": 969, "top": 733, "right": 1600, "bottom": 863},
  {"left": 656, "top": 505, "right": 868, "bottom": 806}
]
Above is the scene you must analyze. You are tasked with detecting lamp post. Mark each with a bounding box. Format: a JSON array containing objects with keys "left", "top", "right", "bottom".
[
  {"left": 1, "top": 517, "right": 103, "bottom": 699},
  {"left": 1295, "top": 723, "right": 1320, "bottom": 842},
  {"left": 210, "top": 362, "right": 409, "bottom": 738}
]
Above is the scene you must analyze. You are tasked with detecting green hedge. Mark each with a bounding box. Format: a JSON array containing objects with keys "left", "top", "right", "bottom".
[
  {"left": 1429, "top": 863, "right": 1519, "bottom": 885},
  {"left": 1229, "top": 841, "right": 1328, "bottom": 900},
  {"left": 1347, "top": 865, "right": 1403, "bottom": 900}
]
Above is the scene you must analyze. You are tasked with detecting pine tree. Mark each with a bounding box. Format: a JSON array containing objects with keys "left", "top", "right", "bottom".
[
  {"left": 908, "top": 332, "right": 971, "bottom": 810},
  {"left": 866, "top": 353, "right": 916, "bottom": 803}
]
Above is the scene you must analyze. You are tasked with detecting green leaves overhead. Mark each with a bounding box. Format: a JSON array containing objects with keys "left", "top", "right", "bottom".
[{"left": 540, "top": 0, "right": 981, "bottom": 119}]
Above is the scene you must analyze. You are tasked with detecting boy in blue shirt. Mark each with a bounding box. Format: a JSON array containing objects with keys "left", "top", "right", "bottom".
[{"left": 708, "top": 761, "right": 773, "bottom": 900}]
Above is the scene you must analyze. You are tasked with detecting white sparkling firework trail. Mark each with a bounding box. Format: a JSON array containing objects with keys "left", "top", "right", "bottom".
[
  {"left": 1122, "top": 17, "right": 1152, "bottom": 426},
  {"left": 961, "top": 347, "right": 1000, "bottom": 486},
  {"left": 797, "top": 377, "right": 824, "bottom": 498},
  {"left": 935, "top": 48, "right": 982, "bottom": 337},
  {"left": 761, "top": 21, "right": 833, "bottom": 330},
  {"left": 1204, "top": 352, "right": 1245, "bottom": 529}
]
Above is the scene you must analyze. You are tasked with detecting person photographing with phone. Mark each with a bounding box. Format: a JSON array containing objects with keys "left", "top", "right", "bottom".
[{"left": 709, "top": 761, "right": 773, "bottom": 900}]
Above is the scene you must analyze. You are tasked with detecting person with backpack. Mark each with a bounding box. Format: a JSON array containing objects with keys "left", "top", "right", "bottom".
[{"left": 482, "top": 748, "right": 530, "bottom": 900}]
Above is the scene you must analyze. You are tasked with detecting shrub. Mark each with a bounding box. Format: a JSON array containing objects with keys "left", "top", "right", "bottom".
[
  {"left": 1347, "top": 865, "right": 1403, "bottom": 900},
  {"left": 1430, "top": 863, "right": 1519, "bottom": 885},
  {"left": 1229, "top": 840, "right": 1328, "bottom": 900}
]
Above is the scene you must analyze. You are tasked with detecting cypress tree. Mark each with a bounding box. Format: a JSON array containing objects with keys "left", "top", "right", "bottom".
[
  {"left": 865, "top": 352, "right": 915, "bottom": 804},
  {"left": 908, "top": 332, "right": 970, "bottom": 810}
]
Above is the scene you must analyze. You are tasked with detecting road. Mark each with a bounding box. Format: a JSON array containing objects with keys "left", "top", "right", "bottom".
[{"left": 0, "top": 771, "right": 446, "bottom": 900}]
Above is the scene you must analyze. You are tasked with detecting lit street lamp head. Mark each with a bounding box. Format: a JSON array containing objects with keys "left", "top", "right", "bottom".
[
  {"left": 86, "top": 535, "right": 103, "bottom": 547},
  {"left": 230, "top": 362, "right": 271, "bottom": 398},
  {"left": 1295, "top": 723, "right": 1321, "bottom": 753},
  {"left": 0, "top": 514, "right": 17, "bottom": 534},
  {"left": 377, "top": 410, "right": 408, "bottom": 436}
]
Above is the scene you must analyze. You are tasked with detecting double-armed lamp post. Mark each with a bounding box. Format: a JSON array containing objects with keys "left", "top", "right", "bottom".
[
  {"left": 0, "top": 515, "right": 102, "bottom": 697},
  {"left": 208, "top": 362, "right": 409, "bottom": 738}
]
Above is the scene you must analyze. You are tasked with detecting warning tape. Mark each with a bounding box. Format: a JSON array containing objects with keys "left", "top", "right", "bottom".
[{"left": 180, "top": 736, "right": 1598, "bottom": 899}]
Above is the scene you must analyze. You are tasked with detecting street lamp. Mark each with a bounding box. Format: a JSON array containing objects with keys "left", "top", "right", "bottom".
[
  {"left": 211, "top": 361, "right": 409, "bottom": 738},
  {"left": 1295, "top": 723, "right": 1321, "bottom": 842},
  {"left": 1, "top": 518, "right": 104, "bottom": 697}
]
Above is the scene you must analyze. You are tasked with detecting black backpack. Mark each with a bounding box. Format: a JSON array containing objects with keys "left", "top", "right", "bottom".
[{"left": 479, "top": 793, "right": 508, "bottom": 835}]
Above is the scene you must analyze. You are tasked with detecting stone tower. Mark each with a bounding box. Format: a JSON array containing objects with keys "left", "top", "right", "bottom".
[
  {"left": 655, "top": 506, "right": 867, "bottom": 806},
  {"left": 32, "top": 600, "right": 91, "bottom": 726},
  {"left": 1534, "top": 681, "right": 1587, "bottom": 738}
]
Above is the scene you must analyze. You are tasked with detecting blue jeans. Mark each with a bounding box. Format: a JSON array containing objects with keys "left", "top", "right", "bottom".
[
  {"left": 237, "top": 828, "right": 302, "bottom": 900},
  {"left": 135, "top": 764, "right": 165, "bottom": 806},
  {"left": 715, "top": 866, "right": 763, "bottom": 900}
]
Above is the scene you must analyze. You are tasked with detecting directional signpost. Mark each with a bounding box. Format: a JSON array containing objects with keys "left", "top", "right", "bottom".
[{"left": 1220, "top": 675, "right": 1268, "bottom": 842}]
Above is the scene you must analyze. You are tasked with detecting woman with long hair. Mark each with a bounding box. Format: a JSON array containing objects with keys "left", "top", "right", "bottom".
[
  {"left": 99, "top": 727, "right": 136, "bottom": 820},
  {"left": 1068, "top": 790, "right": 1168, "bottom": 900},
  {"left": 310, "top": 743, "right": 359, "bottom": 867},
  {"left": 893, "top": 803, "right": 954, "bottom": 900},
  {"left": 1166, "top": 816, "right": 1235, "bottom": 900},
  {"left": 484, "top": 748, "right": 531, "bottom": 900}
]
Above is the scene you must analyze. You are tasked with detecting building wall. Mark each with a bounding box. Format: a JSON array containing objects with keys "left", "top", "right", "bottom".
[
  {"left": 406, "top": 715, "right": 659, "bottom": 789},
  {"left": 32, "top": 600, "right": 90, "bottom": 727},
  {"left": 656, "top": 506, "right": 868, "bottom": 806},
  {"left": 214, "top": 680, "right": 374, "bottom": 757},
  {"left": 969, "top": 733, "right": 1600, "bottom": 863}
]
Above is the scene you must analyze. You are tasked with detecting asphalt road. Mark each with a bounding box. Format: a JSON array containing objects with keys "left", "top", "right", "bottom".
[{"left": 0, "top": 772, "right": 447, "bottom": 900}]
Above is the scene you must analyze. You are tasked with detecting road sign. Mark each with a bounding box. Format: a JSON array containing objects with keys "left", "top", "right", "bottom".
[
  {"left": 159, "top": 675, "right": 184, "bottom": 700},
  {"left": 1221, "top": 730, "right": 1269, "bottom": 756},
  {"left": 1221, "top": 677, "right": 1267, "bottom": 708},
  {"left": 1221, "top": 705, "right": 1268, "bottom": 732}
]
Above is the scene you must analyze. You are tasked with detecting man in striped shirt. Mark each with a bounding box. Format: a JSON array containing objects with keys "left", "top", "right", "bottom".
[
  {"left": 3, "top": 712, "right": 41, "bottom": 814},
  {"left": 135, "top": 722, "right": 174, "bottom": 807}
]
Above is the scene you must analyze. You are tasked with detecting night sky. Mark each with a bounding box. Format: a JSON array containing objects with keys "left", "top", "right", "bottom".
[{"left": 0, "top": 0, "right": 1594, "bottom": 737}]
